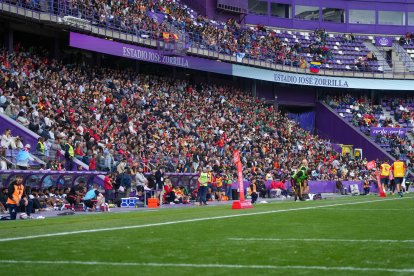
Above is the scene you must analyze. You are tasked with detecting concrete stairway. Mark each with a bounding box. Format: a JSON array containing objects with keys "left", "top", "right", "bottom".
[{"left": 363, "top": 41, "right": 392, "bottom": 72}]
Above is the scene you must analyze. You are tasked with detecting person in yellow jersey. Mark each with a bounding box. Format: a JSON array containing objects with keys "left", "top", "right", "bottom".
[
  {"left": 380, "top": 160, "right": 391, "bottom": 193},
  {"left": 392, "top": 159, "right": 406, "bottom": 197},
  {"left": 198, "top": 167, "right": 209, "bottom": 205},
  {"left": 215, "top": 173, "right": 223, "bottom": 201}
]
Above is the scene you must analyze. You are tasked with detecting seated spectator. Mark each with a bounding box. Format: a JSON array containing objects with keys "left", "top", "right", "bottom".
[
  {"left": 16, "top": 144, "right": 34, "bottom": 170},
  {"left": 163, "top": 178, "right": 175, "bottom": 204},
  {"left": 270, "top": 178, "right": 286, "bottom": 198},
  {"left": 366, "top": 52, "right": 377, "bottom": 61},
  {"left": 66, "top": 180, "right": 86, "bottom": 209},
  {"left": 1, "top": 129, "right": 17, "bottom": 149},
  {"left": 83, "top": 184, "right": 105, "bottom": 211},
  {"left": 0, "top": 187, "right": 8, "bottom": 213}
]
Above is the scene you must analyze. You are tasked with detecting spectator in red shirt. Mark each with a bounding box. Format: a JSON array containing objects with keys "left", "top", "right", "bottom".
[{"left": 270, "top": 178, "right": 286, "bottom": 198}]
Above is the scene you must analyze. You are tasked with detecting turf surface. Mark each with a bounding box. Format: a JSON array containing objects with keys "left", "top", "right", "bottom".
[{"left": 0, "top": 195, "right": 413, "bottom": 275}]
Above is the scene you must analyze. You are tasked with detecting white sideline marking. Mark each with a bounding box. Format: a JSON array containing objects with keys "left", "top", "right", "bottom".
[
  {"left": 0, "top": 260, "right": 413, "bottom": 273},
  {"left": 0, "top": 197, "right": 407, "bottom": 243},
  {"left": 229, "top": 238, "right": 414, "bottom": 243},
  {"left": 322, "top": 208, "right": 413, "bottom": 211}
]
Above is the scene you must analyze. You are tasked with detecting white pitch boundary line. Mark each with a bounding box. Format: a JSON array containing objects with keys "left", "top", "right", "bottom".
[
  {"left": 321, "top": 208, "right": 413, "bottom": 211},
  {"left": 0, "top": 197, "right": 407, "bottom": 243},
  {"left": 228, "top": 237, "right": 414, "bottom": 243},
  {"left": 0, "top": 260, "right": 413, "bottom": 273}
]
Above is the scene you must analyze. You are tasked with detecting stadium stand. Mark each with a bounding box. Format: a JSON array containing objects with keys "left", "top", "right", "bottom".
[
  {"left": 0, "top": 45, "right": 389, "bottom": 202},
  {"left": 0, "top": 0, "right": 412, "bottom": 211},
  {"left": 0, "top": 0, "right": 393, "bottom": 73}
]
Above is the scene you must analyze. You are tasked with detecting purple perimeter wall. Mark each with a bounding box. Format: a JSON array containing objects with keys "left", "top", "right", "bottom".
[{"left": 315, "top": 101, "right": 393, "bottom": 161}]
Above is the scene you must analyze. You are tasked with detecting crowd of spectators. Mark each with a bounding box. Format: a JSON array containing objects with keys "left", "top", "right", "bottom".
[
  {"left": 0, "top": 46, "right": 384, "bottom": 192},
  {"left": 399, "top": 32, "right": 414, "bottom": 46},
  {"left": 324, "top": 94, "right": 414, "bottom": 171},
  {"left": 324, "top": 94, "right": 386, "bottom": 129},
  {"left": 9, "top": 0, "right": 336, "bottom": 68}
]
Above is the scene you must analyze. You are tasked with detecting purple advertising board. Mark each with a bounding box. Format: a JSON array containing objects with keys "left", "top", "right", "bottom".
[
  {"left": 69, "top": 32, "right": 232, "bottom": 75},
  {"left": 370, "top": 127, "right": 406, "bottom": 137},
  {"left": 375, "top": 36, "right": 394, "bottom": 47}
]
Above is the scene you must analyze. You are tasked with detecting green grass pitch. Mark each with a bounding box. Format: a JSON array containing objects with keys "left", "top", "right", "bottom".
[{"left": 0, "top": 195, "right": 413, "bottom": 275}]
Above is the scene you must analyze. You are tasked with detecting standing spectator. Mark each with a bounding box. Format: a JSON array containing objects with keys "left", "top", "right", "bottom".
[
  {"left": 49, "top": 138, "right": 61, "bottom": 161},
  {"left": 0, "top": 148, "right": 8, "bottom": 170},
  {"left": 89, "top": 154, "right": 97, "bottom": 171},
  {"left": 123, "top": 169, "right": 132, "bottom": 197},
  {"left": 36, "top": 137, "right": 45, "bottom": 160},
  {"left": 135, "top": 167, "right": 148, "bottom": 191},
  {"left": 104, "top": 173, "right": 114, "bottom": 203},
  {"left": 198, "top": 167, "right": 209, "bottom": 206},
  {"left": 104, "top": 149, "right": 115, "bottom": 172},
  {"left": 224, "top": 173, "right": 233, "bottom": 200},
  {"left": 117, "top": 158, "right": 127, "bottom": 174},
  {"left": 64, "top": 138, "right": 74, "bottom": 170},
  {"left": 250, "top": 180, "right": 258, "bottom": 204},
  {"left": 147, "top": 170, "right": 157, "bottom": 191},
  {"left": 155, "top": 166, "right": 165, "bottom": 192}
]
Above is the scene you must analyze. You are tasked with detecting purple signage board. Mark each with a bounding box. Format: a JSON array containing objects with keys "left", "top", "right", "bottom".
[
  {"left": 375, "top": 36, "right": 394, "bottom": 47},
  {"left": 370, "top": 127, "right": 406, "bottom": 137},
  {"left": 69, "top": 32, "right": 232, "bottom": 75}
]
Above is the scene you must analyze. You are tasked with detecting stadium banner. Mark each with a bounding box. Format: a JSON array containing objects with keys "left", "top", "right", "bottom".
[
  {"left": 370, "top": 127, "right": 406, "bottom": 137},
  {"left": 375, "top": 36, "right": 393, "bottom": 47},
  {"left": 69, "top": 32, "right": 232, "bottom": 75},
  {"left": 232, "top": 65, "right": 414, "bottom": 90},
  {"left": 308, "top": 180, "right": 379, "bottom": 194},
  {"left": 70, "top": 32, "right": 414, "bottom": 91}
]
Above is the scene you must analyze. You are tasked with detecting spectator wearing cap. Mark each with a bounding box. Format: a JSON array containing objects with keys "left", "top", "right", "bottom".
[{"left": 16, "top": 144, "right": 34, "bottom": 170}]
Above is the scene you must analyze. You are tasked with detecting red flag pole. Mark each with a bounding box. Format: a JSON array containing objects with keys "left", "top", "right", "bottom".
[
  {"left": 375, "top": 171, "right": 387, "bottom": 197},
  {"left": 232, "top": 150, "right": 252, "bottom": 209}
]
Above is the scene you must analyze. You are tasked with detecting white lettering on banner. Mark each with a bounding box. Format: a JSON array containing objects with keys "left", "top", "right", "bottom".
[
  {"left": 371, "top": 129, "right": 406, "bottom": 136},
  {"left": 122, "top": 47, "right": 189, "bottom": 67},
  {"left": 274, "top": 73, "right": 349, "bottom": 88}
]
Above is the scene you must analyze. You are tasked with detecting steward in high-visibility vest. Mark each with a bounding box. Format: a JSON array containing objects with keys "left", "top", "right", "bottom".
[
  {"left": 392, "top": 159, "right": 406, "bottom": 197},
  {"left": 199, "top": 171, "right": 209, "bottom": 187},
  {"left": 36, "top": 137, "right": 45, "bottom": 159},
  {"left": 65, "top": 141, "right": 74, "bottom": 159},
  {"left": 393, "top": 160, "right": 405, "bottom": 178}
]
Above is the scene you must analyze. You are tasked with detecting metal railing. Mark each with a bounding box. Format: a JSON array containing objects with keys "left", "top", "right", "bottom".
[
  {"left": 393, "top": 42, "right": 414, "bottom": 72},
  {"left": 1, "top": 0, "right": 414, "bottom": 79}
]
